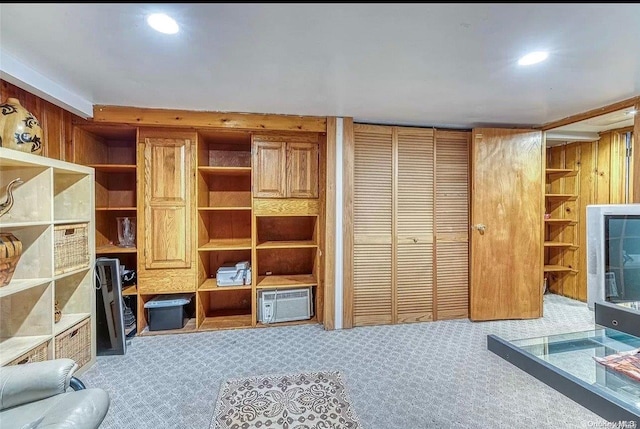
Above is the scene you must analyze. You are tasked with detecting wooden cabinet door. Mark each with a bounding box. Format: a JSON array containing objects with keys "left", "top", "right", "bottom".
[
  {"left": 253, "top": 140, "right": 286, "bottom": 198},
  {"left": 143, "top": 136, "right": 192, "bottom": 269},
  {"left": 352, "top": 125, "right": 393, "bottom": 326},
  {"left": 470, "top": 128, "right": 543, "bottom": 321},
  {"left": 287, "top": 142, "right": 318, "bottom": 198},
  {"left": 396, "top": 127, "right": 434, "bottom": 323}
]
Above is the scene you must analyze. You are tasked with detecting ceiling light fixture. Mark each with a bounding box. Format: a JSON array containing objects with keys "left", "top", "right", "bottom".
[
  {"left": 518, "top": 51, "right": 549, "bottom": 66},
  {"left": 626, "top": 109, "right": 637, "bottom": 116},
  {"left": 147, "top": 13, "right": 179, "bottom": 34}
]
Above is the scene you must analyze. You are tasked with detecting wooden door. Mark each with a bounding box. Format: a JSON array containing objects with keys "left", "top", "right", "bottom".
[
  {"left": 396, "top": 127, "right": 434, "bottom": 323},
  {"left": 287, "top": 142, "right": 318, "bottom": 198},
  {"left": 253, "top": 140, "right": 286, "bottom": 198},
  {"left": 470, "top": 128, "right": 543, "bottom": 320},
  {"left": 143, "top": 136, "right": 192, "bottom": 269},
  {"left": 352, "top": 125, "right": 393, "bottom": 326}
]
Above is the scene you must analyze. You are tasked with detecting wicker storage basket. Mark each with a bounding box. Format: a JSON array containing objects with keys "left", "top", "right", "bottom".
[
  {"left": 8, "top": 341, "right": 49, "bottom": 365},
  {"left": 54, "top": 223, "right": 89, "bottom": 275},
  {"left": 55, "top": 318, "right": 91, "bottom": 368}
]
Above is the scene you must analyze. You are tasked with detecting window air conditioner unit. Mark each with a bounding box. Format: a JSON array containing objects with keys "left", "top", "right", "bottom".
[{"left": 258, "top": 287, "right": 313, "bottom": 324}]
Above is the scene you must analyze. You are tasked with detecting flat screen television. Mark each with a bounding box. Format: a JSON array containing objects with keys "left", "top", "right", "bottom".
[{"left": 587, "top": 204, "right": 640, "bottom": 310}]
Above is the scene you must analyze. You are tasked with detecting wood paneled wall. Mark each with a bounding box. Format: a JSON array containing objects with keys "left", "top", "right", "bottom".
[
  {"left": 546, "top": 129, "right": 631, "bottom": 300},
  {"left": 0, "top": 80, "right": 82, "bottom": 161}
]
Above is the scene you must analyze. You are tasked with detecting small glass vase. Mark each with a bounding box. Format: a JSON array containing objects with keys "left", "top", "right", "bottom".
[{"left": 116, "top": 217, "right": 136, "bottom": 248}]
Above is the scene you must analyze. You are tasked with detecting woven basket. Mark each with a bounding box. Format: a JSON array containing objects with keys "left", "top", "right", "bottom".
[
  {"left": 54, "top": 223, "right": 89, "bottom": 275},
  {"left": 55, "top": 318, "right": 91, "bottom": 368},
  {"left": 8, "top": 341, "right": 48, "bottom": 365}
]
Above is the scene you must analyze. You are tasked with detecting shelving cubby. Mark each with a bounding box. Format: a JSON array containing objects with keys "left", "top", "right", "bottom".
[
  {"left": 73, "top": 125, "right": 138, "bottom": 302},
  {"left": 195, "top": 131, "right": 255, "bottom": 331},
  {"left": 0, "top": 148, "right": 95, "bottom": 370},
  {"left": 256, "top": 216, "right": 318, "bottom": 249},
  {"left": 543, "top": 159, "right": 578, "bottom": 289}
]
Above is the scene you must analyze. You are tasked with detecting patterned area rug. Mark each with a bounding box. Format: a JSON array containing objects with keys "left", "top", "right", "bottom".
[{"left": 211, "top": 371, "right": 361, "bottom": 429}]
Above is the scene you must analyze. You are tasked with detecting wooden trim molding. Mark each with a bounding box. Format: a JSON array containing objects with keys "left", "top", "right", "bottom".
[
  {"left": 342, "top": 117, "right": 355, "bottom": 329},
  {"left": 93, "top": 105, "right": 327, "bottom": 133},
  {"left": 323, "top": 117, "right": 337, "bottom": 330},
  {"left": 541, "top": 96, "right": 640, "bottom": 131}
]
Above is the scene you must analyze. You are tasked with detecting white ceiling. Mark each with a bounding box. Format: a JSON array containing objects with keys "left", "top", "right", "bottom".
[{"left": 1, "top": 4, "right": 639, "bottom": 128}]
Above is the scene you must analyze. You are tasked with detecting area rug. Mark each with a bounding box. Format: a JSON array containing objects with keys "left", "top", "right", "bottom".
[{"left": 211, "top": 371, "right": 361, "bottom": 429}]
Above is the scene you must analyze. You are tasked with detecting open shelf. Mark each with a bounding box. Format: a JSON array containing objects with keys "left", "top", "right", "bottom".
[
  {"left": 545, "top": 168, "right": 577, "bottom": 177},
  {"left": 544, "top": 265, "right": 576, "bottom": 273},
  {"left": 89, "top": 164, "right": 136, "bottom": 172},
  {"left": 198, "top": 166, "right": 251, "bottom": 176},
  {"left": 53, "top": 266, "right": 90, "bottom": 281},
  {"left": 95, "top": 207, "right": 137, "bottom": 211},
  {"left": 199, "top": 313, "right": 252, "bottom": 330},
  {"left": 198, "top": 207, "right": 252, "bottom": 211},
  {"left": 198, "top": 279, "right": 251, "bottom": 292},
  {"left": 122, "top": 285, "right": 137, "bottom": 296},
  {"left": 257, "top": 274, "right": 317, "bottom": 289},
  {"left": 0, "top": 278, "right": 51, "bottom": 299},
  {"left": 96, "top": 244, "right": 137, "bottom": 254},
  {"left": 545, "top": 194, "right": 577, "bottom": 201},
  {"left": 54, "top": 313, "right": 90, "bottom": 335},
  {"left": 198, "top": 238, "right": 252, "bottom": 251},
  {"left": 139, "top": 318, "right": 197, "bottom": 336},
  {"left": 544, "top": 242, "right": 575, "bottom": 248},
  {"left": 256, "top": 240, "right": 317, "bottom": 249},
  {"left": 544, "top": 219, "right": 576, "bottom": 225},
  {"left": 0, "top": 335, "right": 51, "bottom": 366}
]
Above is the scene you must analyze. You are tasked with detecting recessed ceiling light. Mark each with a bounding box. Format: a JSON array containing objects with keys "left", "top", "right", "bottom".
[
  {"left": 518, "top": 51, "right": 549, "bottom": 66},
  {"left": 147, "top": 13, "right": 179, "bottom": 34},
  {"left": 626, "top": 109, "right": 637, "bottom": 116}
]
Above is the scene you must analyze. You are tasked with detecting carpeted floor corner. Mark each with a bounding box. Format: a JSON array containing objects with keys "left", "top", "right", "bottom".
[{"left": 83, "top": 294, "right": 607, "bottom": 429}]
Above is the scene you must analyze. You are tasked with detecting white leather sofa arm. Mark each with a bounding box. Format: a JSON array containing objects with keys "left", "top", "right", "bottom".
[{"left": 0, "top": 358, "right": 78, "bottom": 410}]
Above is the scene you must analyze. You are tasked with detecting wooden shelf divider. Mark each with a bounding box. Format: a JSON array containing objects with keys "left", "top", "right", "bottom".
[
  {"left": 198, "top": 279, "right": 251, "bottom": 291},
  {"left": 256, "top": 274, "right": 317, "bottom": 289},
  {"left": 198, "top": 238, "right": 252, "bottom": 251},
  {"left": 256, "top": 240, "right": 317, "bottom": 249},
  {"left": 96, "top": 244, "right": 137, "bottom": 254}
]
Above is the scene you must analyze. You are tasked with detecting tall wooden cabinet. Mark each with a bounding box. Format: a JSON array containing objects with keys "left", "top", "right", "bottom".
[
  {"left": 74, "top": 124, "right": 325, "bottom": 334},
  {"left": 0, "top": 148, "right": 95, "bottom": 371}
]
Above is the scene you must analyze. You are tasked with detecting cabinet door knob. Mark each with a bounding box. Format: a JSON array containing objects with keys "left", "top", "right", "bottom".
[{"left": 472, "top": 224, "right": 487, "bottom": 234}]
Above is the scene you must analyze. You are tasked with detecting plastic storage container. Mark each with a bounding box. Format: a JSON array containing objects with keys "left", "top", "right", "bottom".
[{"left": 144, "top": 294, "right": 194, "bottom": 331}]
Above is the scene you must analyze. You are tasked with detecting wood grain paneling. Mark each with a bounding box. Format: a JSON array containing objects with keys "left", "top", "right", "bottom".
[
  {"left": 253, "top": 198, "right": 319, "bottom": 216},
  {"left": 435, "top": 130, "right": 470, "bottom": 320},
  {"left": 140, "top": 131, "right": 194, "bottom": 271},
  {"left": 471, "top": 128, "right": 543, "bottom": 321},
  {"left": 94, "top": 105, "right": 327, "bottom": 133},
  {"left": 253, "top": 140, "right": 286, "bottom": 198},
  {"left": 1, "top": 80, "right": 80, "bottom": 161},
  {"left": 546, "top": 131, "right": 630, "bottom": 302},
  {"left": 352, "top": 125, "right": 393, "bottom": 326},
  {"left": 287, "top": 142, "right": 319, "bottom": 198}
]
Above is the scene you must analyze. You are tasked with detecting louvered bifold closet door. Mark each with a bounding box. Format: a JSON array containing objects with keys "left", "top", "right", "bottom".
[
  {"left": 396, "top": 128, "right": 435, "bottom": 323},
  {"left": 435, "top": 130, "right": 470, "bottom": 320},
  {"left": 353, "top": 125, "right": 393, "bottom": 326}
]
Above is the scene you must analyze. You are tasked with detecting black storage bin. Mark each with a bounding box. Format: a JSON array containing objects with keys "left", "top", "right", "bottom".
[{"left": 144, "top": 294, "right": 194, "bottom": 331}]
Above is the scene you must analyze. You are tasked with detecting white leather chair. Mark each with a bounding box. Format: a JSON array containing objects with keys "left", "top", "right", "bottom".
[{"left": 0, "top": 359, "right": 109, "bottom": 429}]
